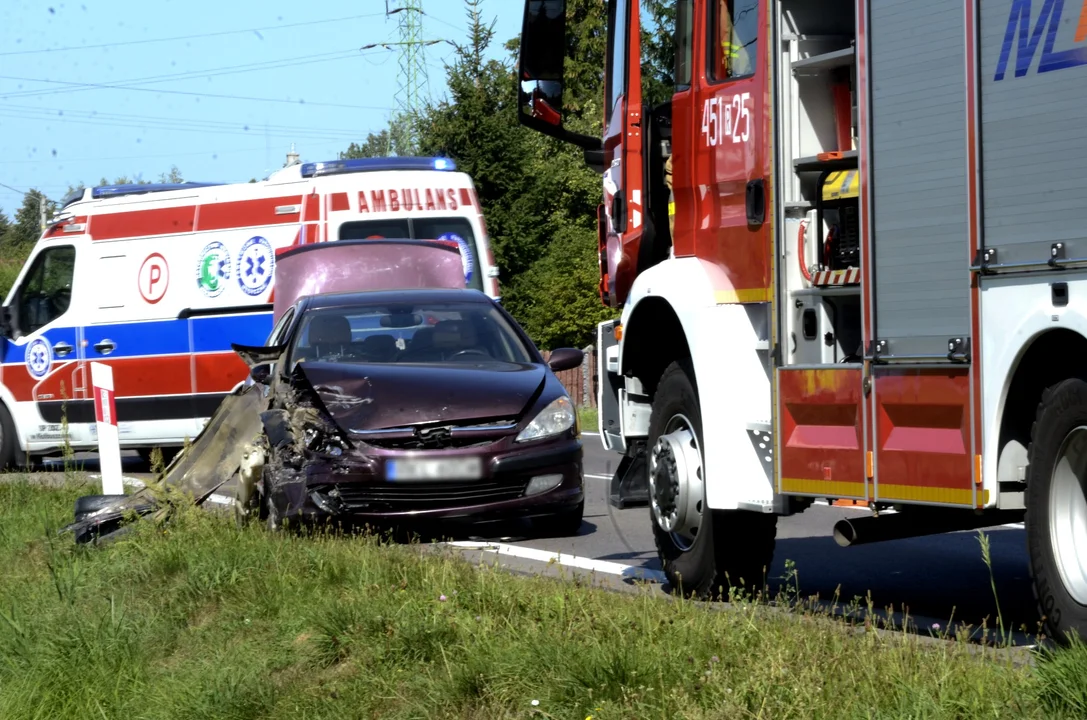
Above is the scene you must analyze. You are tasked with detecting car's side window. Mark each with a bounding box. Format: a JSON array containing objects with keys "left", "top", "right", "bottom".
[
  {"left": 11, "top": 245, "right": 76, "bottom": 338},
  {"left": 266, "top": 307, "right": 296, "bottom": 347}
]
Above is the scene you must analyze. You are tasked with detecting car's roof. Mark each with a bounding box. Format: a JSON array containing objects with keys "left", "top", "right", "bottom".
[{"left": 303, "top": 287, "right": 493, "bottom": 311}]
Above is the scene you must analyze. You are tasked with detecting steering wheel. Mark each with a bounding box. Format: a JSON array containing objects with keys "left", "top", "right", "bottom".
[{"left": 449, "top": 349, "right": 489, "bottom": 360}]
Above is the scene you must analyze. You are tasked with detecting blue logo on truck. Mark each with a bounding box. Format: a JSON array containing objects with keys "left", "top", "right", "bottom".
[{"left": 994, "top": 0, "right": 1087, "bottom": 80}]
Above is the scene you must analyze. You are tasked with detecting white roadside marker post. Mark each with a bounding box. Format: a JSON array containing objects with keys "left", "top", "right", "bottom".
[{"left": 91, "top": 361, "right": 123, "bottom": 495}]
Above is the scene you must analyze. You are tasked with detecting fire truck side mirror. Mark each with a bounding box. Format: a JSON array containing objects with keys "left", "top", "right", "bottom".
[{"left": 517, "top": 0, "right": 602, "bottom": 152}]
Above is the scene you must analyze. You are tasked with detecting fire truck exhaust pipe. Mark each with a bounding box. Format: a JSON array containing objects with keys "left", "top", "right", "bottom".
[{"left": 832, "top": 509, "right": 1025, "bottom": 548}]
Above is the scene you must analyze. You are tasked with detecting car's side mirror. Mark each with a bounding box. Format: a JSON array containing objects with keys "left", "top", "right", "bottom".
[
  {"left": 250, "top": 363, "right": 272, "bottom": 385},
  {"left": 547, "top": 347, "right": 584, "bottom": 372}
]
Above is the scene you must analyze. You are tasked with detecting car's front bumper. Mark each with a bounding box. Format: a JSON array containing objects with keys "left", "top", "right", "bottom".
[{"left": 268, "top": 436, "right": 585, "bottom": 525}]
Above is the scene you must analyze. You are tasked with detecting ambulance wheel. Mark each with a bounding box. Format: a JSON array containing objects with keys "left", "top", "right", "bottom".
[
  {"left": 0, "top": 403, "right": 19, "bottom": 471},
  {"left": 1026, "top": 378, "right": 1087, "bottom": 644},
  {"left": 648, "top": 360, "right": 776, "bottom": 600}
]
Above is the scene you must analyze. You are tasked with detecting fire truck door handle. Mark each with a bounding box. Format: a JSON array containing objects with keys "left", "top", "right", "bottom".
[
  {"left": 93, "top": 339, "right": 115, "bottom": 355},
  {"left": 52, "top": 341, "right": 73, "bottom": 358},
  {"left": 746, "top": 179, "right": 766, "bottom": 226},
  {"left": 612, "top": 195, "right": 627, "bottom": 234}
]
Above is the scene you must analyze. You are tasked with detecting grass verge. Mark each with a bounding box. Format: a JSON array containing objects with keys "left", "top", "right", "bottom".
[
  {"left": 1, "top": 478, "right": 1085, "bottom": 719},
  {"left": 578, "top": 406, "right": 598, "bottom": 434}
]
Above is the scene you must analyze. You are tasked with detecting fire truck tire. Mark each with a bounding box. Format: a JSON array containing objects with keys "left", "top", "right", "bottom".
[
  {"left": 1026, "top": 378, "right": 1087, "bottom": 644},
  {"left": 648, "top": 360, "right": 777, "bottom": 599}
]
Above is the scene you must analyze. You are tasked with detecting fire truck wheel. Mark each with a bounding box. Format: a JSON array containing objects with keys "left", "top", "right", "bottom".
[
  {"left": 647, "top": 360, "right": 777, "bottom": 599},
  {"left": 1026, "top": 378, "right": 1087, "bottom": 644}
]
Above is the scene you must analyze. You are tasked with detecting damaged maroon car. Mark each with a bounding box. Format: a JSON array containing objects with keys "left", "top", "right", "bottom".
[{"left": 234, "top": 287, "right": 586, "bottom": 535}]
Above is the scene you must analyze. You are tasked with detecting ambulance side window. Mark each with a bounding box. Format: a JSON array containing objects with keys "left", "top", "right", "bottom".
[
  {"left": 339, "top": 219, "right": 411, "bottom": 240},
  {"left": 413, "top": 218, "right": 484, "bottom": 292},
  {"left": 708, "top": 0, "right": 759, "bottom": 81},
  {"left": 12, "top": 245, "right": 76, "bottom": 338}
]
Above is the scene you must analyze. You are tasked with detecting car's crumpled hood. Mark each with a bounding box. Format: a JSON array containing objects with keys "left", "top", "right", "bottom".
[{"left": 293, "top": 360, "right": 546, "bottom": 432}]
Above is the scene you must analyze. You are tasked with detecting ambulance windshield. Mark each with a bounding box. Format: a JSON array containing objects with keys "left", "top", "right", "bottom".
[{"left": 339, "top": 217, "right": 483, "bottom": 292}]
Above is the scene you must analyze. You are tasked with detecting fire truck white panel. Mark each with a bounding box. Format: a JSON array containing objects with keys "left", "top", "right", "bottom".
[
  {"left": 869, "top": 0, "right": 971, "bottom": 358},
  {"left": 978, "top": 0, "right": 1087, "bottom": 266}
]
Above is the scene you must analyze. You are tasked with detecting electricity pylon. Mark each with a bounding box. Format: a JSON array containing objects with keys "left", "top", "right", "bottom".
[{"left": 384, "top": 0, "right": 436, "bottom": 153}]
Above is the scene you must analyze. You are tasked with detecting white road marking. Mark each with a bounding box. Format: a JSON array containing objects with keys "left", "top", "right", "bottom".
[
  {"left": 446, "top": 540, "right": 668, "bottom": 583},
  {"left": 581, "top": 431, "right": 600, "bottom": 437},
  {"left": 585, "top": 473, "right": 612, "bottom": 480}
]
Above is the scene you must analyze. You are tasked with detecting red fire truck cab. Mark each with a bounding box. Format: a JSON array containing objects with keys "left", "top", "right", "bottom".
[{"left": 517, "top": 0, "right": 1087, "bottom": 642}]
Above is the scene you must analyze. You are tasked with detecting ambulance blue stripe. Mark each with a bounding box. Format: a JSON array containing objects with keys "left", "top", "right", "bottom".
[
  {"left": 1, "top": 312, "right": 273, "bottom": 365},
  {"left": 191, "top": 312, "right": 273, "bottom": 352},
  {"left": 84, "top": 319, "right": 189, "bottom": 359}
]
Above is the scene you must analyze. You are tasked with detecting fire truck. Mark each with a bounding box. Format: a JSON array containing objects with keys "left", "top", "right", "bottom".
[{"left": 515, "top": 0, "right": 1087, "bottom": 641}]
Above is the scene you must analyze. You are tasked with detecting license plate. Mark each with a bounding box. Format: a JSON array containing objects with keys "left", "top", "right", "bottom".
[{"left": 386, "top": 457, "right": 483, "bottom": 482}]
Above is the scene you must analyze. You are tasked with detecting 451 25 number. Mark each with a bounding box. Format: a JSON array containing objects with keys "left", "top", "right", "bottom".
[{"left": 701, "top": 92, "right": 751, "bottom": 147}]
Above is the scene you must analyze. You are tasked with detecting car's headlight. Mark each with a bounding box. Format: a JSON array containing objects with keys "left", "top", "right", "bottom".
[{"left": 516, "top": 396, "right": 576, "bottom": 442}]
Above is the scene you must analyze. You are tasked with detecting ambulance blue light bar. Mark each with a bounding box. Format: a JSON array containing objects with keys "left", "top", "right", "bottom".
[
  {"left": 91, "top": 182, "right": 223, "bottom": 199},
  {"left": 299, "top": 156, "right": 457, "bottom": 178}
]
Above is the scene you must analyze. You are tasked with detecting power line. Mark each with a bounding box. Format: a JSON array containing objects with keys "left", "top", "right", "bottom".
[
  {"left": 0, "top": 75, "right": 392, "bottom": 111},
  {"left": 421, "top": 9, "right": 465, "bottom": 33},
  {"left": 0, "top": 103, "right": 370, "bottom": 138},
  {"left": 2, "top": 141, "right": 349, "bottom": 165},
  {"left": 0, "top": 109, "right": 370, "bottom": 144},
  {"left": 0, "top": 48, "right": 385, "bottom": 101},
  {"left": 0, "top": 12, "right": 389, "bottom": 56},
  {"left": 0, "top": 182, "right": 31, "bottom": 196}
]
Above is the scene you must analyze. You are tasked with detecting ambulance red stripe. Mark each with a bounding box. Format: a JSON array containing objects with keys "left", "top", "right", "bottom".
[{"left": 89, "top": 206, "right": 196, "bottom": 241}]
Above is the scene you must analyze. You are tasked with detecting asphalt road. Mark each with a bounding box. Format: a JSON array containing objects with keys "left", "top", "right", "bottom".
[{"left": 45, "top": 434, "right": 1040, "bottom": 644}]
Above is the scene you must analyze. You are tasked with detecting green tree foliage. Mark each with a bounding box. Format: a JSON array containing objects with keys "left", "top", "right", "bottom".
[
  {"left": 640, "top": 0, "right": 676, "bottom": 108},
  {"left": 6, "top": 190, "right": 53, "bottom": 252},
  {"left": 340, "top": 114, "right": 415, "bottom": 159},
  {"left": 158, "top": 165, "right": 184, "bottom": 183}
]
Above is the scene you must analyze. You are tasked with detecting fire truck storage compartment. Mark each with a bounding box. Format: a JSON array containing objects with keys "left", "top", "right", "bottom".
[
  {"left": 978, "top": 0, "right": 1087, "bottom": 268},
  {"left": 791, "top": 288, "right": 862, "bottom": 365},
  {"left": 868, "top": 0, "right": 969, "bottom": 360},
  {"left": 778, "top": 0, "right": 857, "bottom": 209}
]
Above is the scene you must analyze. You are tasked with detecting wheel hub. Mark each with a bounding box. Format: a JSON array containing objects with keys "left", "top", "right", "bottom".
[
  {"left": 1050, "top": 427, "right": 1087, "bottom": 605},
  {"left": 649, "top": 414, "right": 704, "bottom": 549}
]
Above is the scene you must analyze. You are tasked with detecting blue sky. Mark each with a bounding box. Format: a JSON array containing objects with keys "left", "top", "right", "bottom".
[{"left": 0, "top": 0, "right": 522, "bottom": 214}]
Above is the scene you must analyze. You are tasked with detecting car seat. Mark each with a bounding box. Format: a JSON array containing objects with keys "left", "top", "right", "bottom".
[
  {"left": 360, "top": 334, "right": 398, "bottom": 362},
  {"left": 308, "top": 314, "right": 352, "bottom": 359}
]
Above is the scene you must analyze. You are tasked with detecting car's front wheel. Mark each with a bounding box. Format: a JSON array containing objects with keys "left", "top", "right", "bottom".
[{"left": 648, "top": 360, "right": 776, "bottom": 599}]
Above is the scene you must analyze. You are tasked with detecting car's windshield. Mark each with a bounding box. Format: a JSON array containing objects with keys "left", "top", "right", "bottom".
[{"left": 289, "top": 300, "right": 534, "bottom": 367}]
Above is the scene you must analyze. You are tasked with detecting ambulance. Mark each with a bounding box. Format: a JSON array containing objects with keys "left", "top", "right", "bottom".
[{"left": 0, "top": 156, "right": 499, "bottom": 468}]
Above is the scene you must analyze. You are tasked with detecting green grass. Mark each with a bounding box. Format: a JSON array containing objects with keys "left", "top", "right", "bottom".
[
  {"left": 1, "top": 478, "right": 1085, "bottom": 719},
  {"left": 578, "top": 406, "right": 598, "bottom": 434}
]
